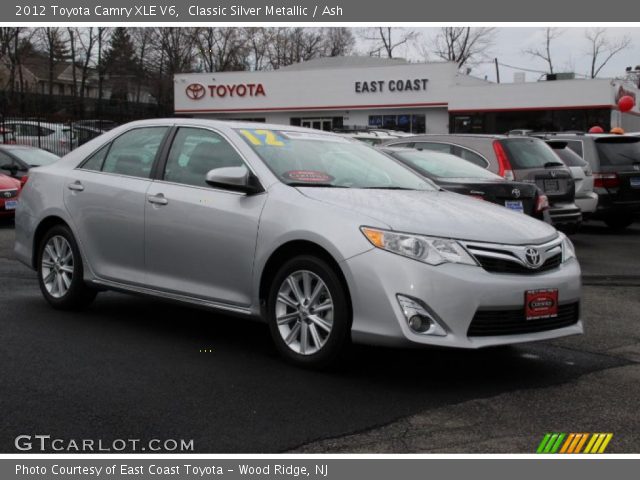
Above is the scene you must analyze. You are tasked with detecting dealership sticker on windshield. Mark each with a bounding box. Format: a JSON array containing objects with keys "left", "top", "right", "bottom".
[
  {"left": 525, "top": 288, "right": 559, "bottom": 320},
  {"left": 283, "top": 170, "right": 334, "bottom": 183}
]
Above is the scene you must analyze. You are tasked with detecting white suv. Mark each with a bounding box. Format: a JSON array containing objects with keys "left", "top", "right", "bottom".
[{"left": 4, "top": 121, "right": 77, "bottom": 156}]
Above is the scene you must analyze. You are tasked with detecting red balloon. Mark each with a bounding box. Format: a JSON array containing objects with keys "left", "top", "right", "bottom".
[
  {"left": 618, "top": 95, "right": 635, "bottom": 113},
  {"left": 588, "top": 126, "right": 604, "bottom": 134}
]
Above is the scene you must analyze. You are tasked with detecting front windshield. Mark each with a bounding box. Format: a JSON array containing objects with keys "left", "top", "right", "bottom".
[
  {"left": 392, "top": 149, "right": 503, "bottom": 180},
  {"left": 9, "top": 148, "right": 60, "bottom": 166},
  {"left": 236, "top": 128, "right": 436, "bottom": 190}
]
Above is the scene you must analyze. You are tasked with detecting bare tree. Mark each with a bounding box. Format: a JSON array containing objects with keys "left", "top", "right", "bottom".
[
  {"left": 195, "top": 27, "right": 248, "bottom": 73},
  {"left": 524, "top": 27, "right": 563, "bottom": 75},
  {"left": 585, "top": 28, "right": 632, "bottom": 78},
  {"left": 321, "top": 28, "right": 355, "bottom": 57},
  {"left": 361, "top": 27, "right": 417, "bottom": 58},
  {"left": 265, "top": 28, "right": 325, "bottom": 69},
  {"left": 429, "top": 27, "right": 496, "bottom": 69},
  {"left": 36, "top": 28, "right": 69, "bottom": 96},
  {"left": 243, "top": 27, "right": 270, "bottom": 71}
]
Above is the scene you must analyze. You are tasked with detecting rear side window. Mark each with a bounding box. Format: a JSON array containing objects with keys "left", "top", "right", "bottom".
[
  {"left": 551, "top": 147, "right": 588, "bottom": 167},
  {"left": 595, "top": 137, "right": 640, "bottom": 166},
  {"left": 500, "top": 138, "right": 562, "bottom": 169},
  {"left": 564, "top": 140, "right": 584, "bottom": 158},
  {"left": 458, "top": 147, "right": 489, "bottom": 167},
  {"left": 101, "top": 127, "right": 168, "bottom": 178},
  {"left": 415, "top": 142, "right": 452, "bottom": 154},
  {"left": 80, "top": 144, "right": 109, "bottom": 171}
]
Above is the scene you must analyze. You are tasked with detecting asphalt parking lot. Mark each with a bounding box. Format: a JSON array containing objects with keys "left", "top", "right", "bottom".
[{"left": 0, "top": 219, "right": 639, "bottom": 453}]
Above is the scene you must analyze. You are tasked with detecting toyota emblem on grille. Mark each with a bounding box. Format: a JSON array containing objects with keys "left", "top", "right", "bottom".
[
  {"left": 511, "top": 188, "right": 521, "bottom": 198},
  {"left": 524, "top": 247, "right": 543, "bottom": 268},
  {"left": 3, "top": 191, "right": 12, "bottom": 198}
]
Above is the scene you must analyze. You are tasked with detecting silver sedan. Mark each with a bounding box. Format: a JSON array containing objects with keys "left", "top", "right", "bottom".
[{"left": 14, "top": 119, "right": 583, "bottom": 368}]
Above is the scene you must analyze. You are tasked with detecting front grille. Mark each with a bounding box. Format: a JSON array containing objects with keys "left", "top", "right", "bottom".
[
  {"left": 476, "top": 252, "right": 562, "bottom": 274},
  {"left": 468, "top": 302, "right": 579, "bottom": 337}
]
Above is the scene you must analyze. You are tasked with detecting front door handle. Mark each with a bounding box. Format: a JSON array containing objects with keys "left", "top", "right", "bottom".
[
  {"left": 148, "top": 193, "right": 169, "bottom": 206},
  {"left": 67, "top": 181, "right": 84, "bottom": 192}
]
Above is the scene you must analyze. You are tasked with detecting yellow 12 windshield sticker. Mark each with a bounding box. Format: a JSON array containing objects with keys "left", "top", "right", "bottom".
[{"left": 240, "top": 129, "right": 285, "bottom": 147}]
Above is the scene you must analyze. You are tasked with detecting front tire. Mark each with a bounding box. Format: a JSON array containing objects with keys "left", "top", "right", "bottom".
[
  {"left": 37, "top": 225, "right": 97, "bottom": 310},
  {"left": 267, "top": 255, "right": 351, "bottom": 369}
]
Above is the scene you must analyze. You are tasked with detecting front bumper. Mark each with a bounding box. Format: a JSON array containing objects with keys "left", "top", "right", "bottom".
[{"left": 342, "top": 248, "right": 582, "bottom": 348}]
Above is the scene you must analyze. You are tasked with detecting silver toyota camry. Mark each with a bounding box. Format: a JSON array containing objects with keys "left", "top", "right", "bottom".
[{"left": 14, "top": 119, "right": 583, "bottom": 368}]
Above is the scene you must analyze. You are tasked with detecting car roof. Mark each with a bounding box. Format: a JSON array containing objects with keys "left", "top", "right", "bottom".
[
  {"left": 123, "top": 118, "right": 345, "bottom": 136},
  {"left": 0, "top": 144, "right": 44, "bottom": 151},
  {"left": 5, "top": 120, "right": 67, "bottom": 129},
  {"left": 392, "top": 133, "right": 510, "bottom": 141}
]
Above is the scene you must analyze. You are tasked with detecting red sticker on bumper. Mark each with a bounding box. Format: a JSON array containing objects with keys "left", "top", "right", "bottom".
[{"left": 525, "top": 289, "right": 559, "bottom": 320}]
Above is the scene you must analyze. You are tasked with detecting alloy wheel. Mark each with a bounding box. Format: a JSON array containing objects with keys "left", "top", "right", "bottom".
[
  {"left": 41, "top": 235, "right": 74, "bottom": 299},
  {"left": 275, "top": 270, "right": 334, "bottom": 355}
]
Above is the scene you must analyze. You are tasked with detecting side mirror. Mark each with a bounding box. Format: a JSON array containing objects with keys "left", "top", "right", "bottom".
[{"left": 205, "top": 166, "right": 264, "bottom": 195}]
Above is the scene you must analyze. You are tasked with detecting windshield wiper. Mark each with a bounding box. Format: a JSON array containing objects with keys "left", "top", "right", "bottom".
[
  {"left": 362, "top": 186, "right": 416, "bottom": 190},
  {"left": 287, "top": 182, "right": 345, "bottom": 188}
]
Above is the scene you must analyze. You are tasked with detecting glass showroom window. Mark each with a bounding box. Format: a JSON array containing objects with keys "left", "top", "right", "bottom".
[{"left": 368, "top": 114, "right": 425, "bottom": 133}]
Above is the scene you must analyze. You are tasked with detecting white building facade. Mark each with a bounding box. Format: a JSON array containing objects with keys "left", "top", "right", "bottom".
[{"left": 174, "top": 57, "right": 640, "bottom": 133}]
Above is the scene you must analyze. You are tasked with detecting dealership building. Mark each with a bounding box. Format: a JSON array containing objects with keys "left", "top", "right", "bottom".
[{"left": 174, "top": 57, "right": 640, "bottom": 134}]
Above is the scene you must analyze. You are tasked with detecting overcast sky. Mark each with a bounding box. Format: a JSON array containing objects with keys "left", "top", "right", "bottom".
[{"left": 356, "top": 27, "right": 640, "bottom": 83}]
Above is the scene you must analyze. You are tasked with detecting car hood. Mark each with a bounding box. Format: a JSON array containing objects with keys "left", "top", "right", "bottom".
[
  {"left": 299, "top": 188, "right": 558, "bottom": 245},
  {"left": 0, "top": 173, "right": 20, "bottom": 189}
]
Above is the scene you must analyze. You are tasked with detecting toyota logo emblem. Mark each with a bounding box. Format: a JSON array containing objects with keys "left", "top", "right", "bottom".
[
  {"left": 3, "top": 191, "right": 11, "bottom": 198},
  {"left": 511, "top": 188, "right": 521, "bottom": 198},
  {"left": 185, "top": 83, "right": 206, "bottom": 100},
  {"left": 524, "top": 247, "right": 543, "bottom": 268}
]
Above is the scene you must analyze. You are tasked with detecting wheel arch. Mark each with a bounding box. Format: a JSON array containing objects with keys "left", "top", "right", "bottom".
[
  {"left": 258, "top": 240, "right": 352, "bottom": 319},
  {"left": 31, "top": 216, "right": 72, "bottom": 269}
]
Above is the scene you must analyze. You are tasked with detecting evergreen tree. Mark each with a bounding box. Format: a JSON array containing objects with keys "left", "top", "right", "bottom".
[{"left": 101, "top": 28, "right": 139, "bottom": 105}]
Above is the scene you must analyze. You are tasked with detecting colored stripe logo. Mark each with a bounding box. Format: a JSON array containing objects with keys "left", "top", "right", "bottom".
[{"left": 537, "top": 433, "right": 613, "bottom": 453}]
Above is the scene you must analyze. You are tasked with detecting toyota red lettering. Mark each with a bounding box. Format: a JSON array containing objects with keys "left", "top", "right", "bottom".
[{"left": 203, "top": 83, "right": 266, "bottom": 99}]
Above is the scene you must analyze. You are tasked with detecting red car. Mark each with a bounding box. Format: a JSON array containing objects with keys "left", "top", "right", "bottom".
[{"left": 0, "top": 173, "right": 20, "bottom": 218}]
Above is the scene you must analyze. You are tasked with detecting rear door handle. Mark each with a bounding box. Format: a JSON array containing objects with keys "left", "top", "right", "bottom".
[
  {"left": 148, "top": 194, "right": 168, "bottom": 206},
  {"left": 67, "top": 181, "right": 84, "bottom": 192}
]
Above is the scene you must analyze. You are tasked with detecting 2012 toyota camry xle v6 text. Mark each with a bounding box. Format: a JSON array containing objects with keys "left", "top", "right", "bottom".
[{"left": 14, "top": 119, "right": 583, "bottom": 368}]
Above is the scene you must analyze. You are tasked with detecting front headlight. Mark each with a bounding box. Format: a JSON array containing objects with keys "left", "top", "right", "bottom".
[
  {"left": 361, "top": 227, "right": 477, "bottom": 266},
  {"left": 560, "top": 232, "right": 576, "bottom": 262}
]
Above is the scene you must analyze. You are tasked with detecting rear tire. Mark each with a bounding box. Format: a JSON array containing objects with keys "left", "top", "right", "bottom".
[
  {"left": 267, "top": 255, "right": 351, "bottom": 369},
  {"left": 37, "top": 225, "right": 97, "bottom": 310},
  {"left": 604, "top": 215, "right": 634, "bottom": 231}
]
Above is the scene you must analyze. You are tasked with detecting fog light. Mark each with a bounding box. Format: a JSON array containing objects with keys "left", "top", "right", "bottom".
[
  {"left": 397, "top": 295, "right": 447, "bottom": 336},
  {"left": 408, "top": 315, "right": 432, "bottom": 333}
]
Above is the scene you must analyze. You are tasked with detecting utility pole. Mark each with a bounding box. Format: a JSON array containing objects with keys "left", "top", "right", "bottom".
[{"left": 495, "top": 58, "right": 500, "bottom": 84}]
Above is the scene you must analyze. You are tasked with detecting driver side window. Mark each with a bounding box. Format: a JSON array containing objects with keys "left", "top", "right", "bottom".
[{"left": 163, "top": 128, "right": 245, "bottom": 188}]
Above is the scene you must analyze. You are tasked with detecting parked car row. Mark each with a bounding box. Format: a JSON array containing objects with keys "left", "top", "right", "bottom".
[
  {"left": 0, "top": 145, "right": 61, "bottom": 218},
  {"left": 0, "top": 119, "right": 118, "bottom": 156},
  {"left": 334, "top": 130, "right": 638, "bottom": 232},
  {"left": 14, "top": 119, "right": 583, "bottom": 368}
]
